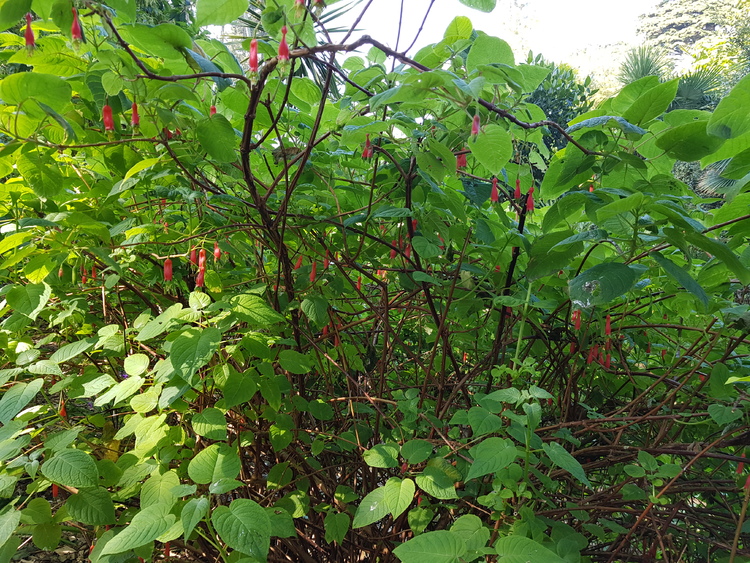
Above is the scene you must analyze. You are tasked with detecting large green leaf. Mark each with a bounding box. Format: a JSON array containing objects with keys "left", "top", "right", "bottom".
[
  {"left": 542, "top": 442, "right": 590, "bottom": 488},
  {"left": 622, "top": 79, "right": 678, "bottom": 125},
  {"left": 568, "top": 263, "right": 638, "bottom": 307},
  {"left": 651, "top": 252, "right": 709, "bottom": 310},
  {"left": 458, "top": 0, "right": 496, "bottom": 11},
  {"left": 467, "top": 34, "right": 513, "bottom": 71},
  {"left": 495, "top": 535, "right": 565, "bottom": 562},
  {"left": 196, "top": 116, "right": 237, "bottom": 163},
  {"left": 170, "top": 327, "right": 222, "bottom": 385},
  {"left": 0, "top": 72, "right": 70, "bottom": 111},
  {"left": 655, "top": 120, "right": 725, "bottom": 161},
  {"left": 187, "top": 443, "right": 241, "bottom": 484},
  {"left": 0, "top": 379, "right": 43, "bottom": 424},
  {"left": 5, "top": 283, "right": 50, "bottom": 320},
  {"left": 393, "top": 530, "right": 467, "bottom": 563},
  {"left": 0, "top": 0, "right": 31, "bottom": 31},
  {"left": 191, "top": 407, "right": 227, "bottom": 441},
  {"left": 65, "top": 487, "right": 116, "bottom": 526},
  {"left": 181, "top": 497, "right": 209, "bottom": 540},
  {"left": 465, "top": 437, "right": 517, "bottom": 481},
  {"left": 352, "top": 486, "right": 389, "bottom": 528},
  {"left": 324, "top": 512, "right": 350, "bottom": 545},
  {"left": 16, "top": 151, "right": 64, "bottom": 199},
  {"left": 211, "top": 499, "right": 271, "bottom": 559},
  {"left": 384, "top": 478, "right": 415, "bottom": 519},
  {"left": 195, "top": 0, "right": 248, "bottom": 26},
  {"left": 41, "top": 449, "right": 99, "bottom": 488},
  {"left": 708, "top": 73, "right": 750, "bottom": 139},
  {"left": 468, "top": 123, "right": 513, "bottom": 175},
  {"left": 101, "top": 505, "right": 175, "bottom": 554},
  {"left": 229, "top": 294, "right": 286, "bottom": 325}
]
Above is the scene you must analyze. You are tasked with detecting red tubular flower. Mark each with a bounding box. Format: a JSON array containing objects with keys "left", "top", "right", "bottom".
[
  {"left": 81, "top": 273, "right": 87, "bottom": 284},
  {"left": 589, "top": 184, "right": 595, "bottom": 193},
  {"left": 59, "top": 400, "right": 67, "bottom": 419},
  {"left": 198, "top": 248, "right": 207, "bottom": 268},
  {"left": 210, "top": 105, "right": 217, "bottom": 116},
  {"left": 213, "top": 241, "right": 221, "bottom": 261},
  {"left": 745, "top": 474, "right": 750, "bottom": 491},
  {"left": 52, "top": 484, "right": 59, "bottom": 498},
  {"left": 25, "top": 13, "right": 35, "bottom": 52},
  {"left": 71, "top": 8, "right": 82, "bottom": 42},
  {"left": 471, "top": 114, "right": 480, "bottom": 136},
  {"left": 526, "top": 186, "right": 534, "bottom": 212},
  {"left": 405, "top": 244, "right": 411, "bottom": 259},
  {"left": 196, "top": 267, "right": 205, "bottom": 288},
  {"left": 164, "top": 258, "right": 173, "bottom": 281},
  {"left": 310, "top": 261, "right": 317, "bottom": 283},
  {"left": 572, "top": 309, "right": 581, "bottom": 331},
  {"left": 570, "top": 342, "right": 576, "bottom": 354},
  {"left": 278, "top": 26, "right": 289, "bottom": 61},
  {"left": 737, "top": 453, "right": 746, "bottom": 475},
  {"left": 324, "top": 249, "right": 330, "bottom": 269},
  {"left": 91, "top": 265, "right": 96, "bottom": 279},
  {"left": 294, "top": 255, "right": 303, "bottom": 270},
  {"left": 131, "top": 103, "right": 140, "bottom": 127},
  {"left": 189, "top": 247, "right": 197, "bottom": 266},
  {"left": 322, "top": 325, "right": 328, "bottom": 337},
  {"left": 362, "top": 134, "right": 374, "bottom": 158},
  {"left": 357, "top": 276, "right": 362, "bottom": 291},
  {"left": 390, "top": 240, "right": 398, "bottom": 260},
  {"left": 456, "top": 152, "right": 467, "bottom": 169},
  {"left": 249, "top": 39, "right": 259, "bottom": 73},
  {"left": 587, "top": 344, "right": 598, "bottom": 365},
  {"left": 514, "top": 178, "right": 521, "bottom": 199},
  {"left": 490, "top": 177, "right": 499, "bottom": 203},
  {"left": 605, "top": 314, "right": 611, "bottom": 335},
  {"left": 604, "top": 354, "right": 611, "bottom": 369},
  {"left": 102, "top": 105, "right": 115, "bottom": 132}
]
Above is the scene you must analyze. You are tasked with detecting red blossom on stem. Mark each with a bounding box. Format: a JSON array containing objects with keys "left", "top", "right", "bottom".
[
  {"left": 490, "top": 177, "right": 499, "bottom": 203},
  {"left": 214, "top": 241, "right": 221, "bottom": 261},
  {"left": 52, "top": 484, "right": 59, "bottom": 498},
  {"left": 278, "top": 26, "right": 289, "bottom": 61},
  {"left": 196, "top": 267, "right": 205, "bottom": 288},
  {"left": 362, "top": 134, "right": 374, "bottom": 158},
  {"left": 131, "top": 102, "right": 140, "bottom": 127},
  {"left": 210, "top": 105, "right": 217, "bottom": 116},
  {"left": 294, "top": 255, "right": 303, "bottom": 270},
  {"left": 456, "top": 152, "right": 467, "bottom": 169},
  {"left": 71, "top": 8, "right": 83, "bottom": 43},
  {"left": 25, "top": 13, "right": 35, "bottom": 53},
  {"left": 198, "top": 248, "right": 207, "bottom": 268},
  {"left": 471, "top": 114, "right": 480, "bottom": 136},
  {"left": 102, "top": 105, "right": 115, "bottom": 132},
  {"left": 526, "top": 186, "right": 534, "bottom": 212},
  {"left": 572, "top": 309, "right": 581, "bottom": 331},
  {"left": 164, "top": 258, "right": 173, "bottom": 281},
  {"left": 189, "top": 248, "right": 197, "bottom": 266},
  {"left": 514, "top": 178, "right": 521, "bottom": 199},
  {"left": 310, "top": 261, "right": 317, "bottom": 283},
  {"left": 249, "top": 39, "right": 259, "bottom": 74}
]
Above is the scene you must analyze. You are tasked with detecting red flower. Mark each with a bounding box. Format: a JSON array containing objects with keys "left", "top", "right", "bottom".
[
  {"left": 213, "top": 241, "right": 221, "bottom": 261},
  {"left": 572, "top": 309, "right": 581, "bottom": 331},
  {"left": 52, "top": 484, "right": 59, "bottom": 498},
  {"left": 456, "top": 152, "right": 467, "bottom": 169},
  {"left": 102, "top": 105, "right": 115, "bottom": 132},
  {"left": 310, "top": 261, "right": 317, "bottom": 282},
  {"left": 738, "top": 453, "right": 746, "bottom": 475},
  {"left": 357, "top": 276, "right": 362, "bottom": 291},
  {"left": 490, "top": 177, "right": 499, "bottom": 203},
  {"left": 587, "top": 344, "right": 598, "bottom": 365},
  {"left": 189, "top": 247, "right": 197, "bottom": 266},
  {"left": 390, "top": 240, "right": 398, "bottom": 260},
  {"left": 294, "top": 255, "right": 303, "bottom": 270},
  {"left": 278, "top": 25, "right": 289, "bottom": 61},
  {"left": 164, "top": 258, "right": 173, "bottom": 281},
  {"left": 526, "top": 186, "right": 534, "bottom": 212},
  {"left": 71, "top": 8, "right": 83, "bottom": 42},
  {"left": 131, "top": 103, "right": 140, "bottom": 127},
  {"left": 196, "top": 267, "right": 205, "bottom": 288},
  {"left": 198, "top": 248, "right": 207, "bottom": 268},
  {"left": 210, "top": 105, "right": 217, "bottom": 116},
  {"left": 324, "top": 249, "right": 330, "bottom": 269},
  {"left": 471, "top": 114, "right": 480, "bottom": 136},
  {"left": 514, "top": 178, "right": 521, "bottom": 199},
  {"left": 295, "top": 0, "right": 305, "bottom": 15},
  {"left": 362, "top": 134, "right": 374, "bottom": 158},
  {"left": 249, "top": 39, "right": 259, "bottom": 74},
  {"left": 24, "top": 13, "right": 34, "bottom": 52},
  {"left": 589, "top": 184, "right": 595, "bottom": 193},
  {"left": 59, "top": 400, "right": 67, "bottom": 418}
]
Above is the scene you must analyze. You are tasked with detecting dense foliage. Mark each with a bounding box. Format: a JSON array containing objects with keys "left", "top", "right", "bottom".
[{"left": 2, "top": 1, "right": 750, "bottom": 562}]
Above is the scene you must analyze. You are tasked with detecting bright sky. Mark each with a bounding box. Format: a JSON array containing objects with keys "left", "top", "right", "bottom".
[{"left": 338, "top": 0, "right": 659, "bottom": 66}]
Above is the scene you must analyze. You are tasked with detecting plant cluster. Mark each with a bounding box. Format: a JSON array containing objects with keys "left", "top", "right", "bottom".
[{"left": 1, "top": 1, "right": 750, "bottom": 562}]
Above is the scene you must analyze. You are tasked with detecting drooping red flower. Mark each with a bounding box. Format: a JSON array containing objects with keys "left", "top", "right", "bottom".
[
  {"left": 71, "top": 8, "right": 83, "bottom": 43},
  {"left": 356, "top": 276, "right": 362, "bottom": 291},
  {"left": 294, "top": 255, "right": 303, "bottom": 270},
  {"left": 490, "top": 177, "right": 499, "bottom": 203},
  {"left": 102, "top": 105, "right": 115, "bottom": 132},
  {"left": 589, "top": 184, "right": 595, "bottom": 193},
  {"left": 189, "top": 247, "right": 197, "bottom": 266},
  {"left": 572, "top": 309, "right": 581, "bottom": 331},
  {"left": 310, "top": 260, "right": 317, "bottom": 282},
  {"left": 456, "top": 152, "right": 467, "bottom": 169},
  {"left": 362, "top": 134, "right": 374, "bottom": 158},
  {"left": 164, "top": 258, "right": 173, "bottom": 281},
  {"left": 471, "top": 114, "right": 480, "bottom": 136},
  {"left": 131, "top": 102, "right": 140, "bottom": 127},
  {"left": 210, "top": 105, "right": 217, "bottom": 116},
  {"left": 526, "top": 186, "right": 534, "bottom": 212},
  {"left": 213, "top": 241, "right": 221, "bottom": 261},
  {"left": 24, "top": 13, "right": 35, "bottom": 53},
  {"left": 390, "top": 240, "right": 398, "bottom": 260},
  {"left": 198, "top": 248, "right": 207, "bottom": 268},
  {"left": 514, "top": 178, "right": 521, "bottom": 199},
  {"left": 196, "top": 267, "right": 205, "bottom": 288},
  {"left": 278, "top": 25, "right": 289, "bottom": 61},
  {"left": 249, "top": 39, "right": 259, "bottom": 74},
  {"left": 52, "top": 483, "right": 59, "bottom": 498}
]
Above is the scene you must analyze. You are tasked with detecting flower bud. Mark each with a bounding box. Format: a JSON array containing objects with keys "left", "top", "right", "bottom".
[
  {"left": 362, "top": 134, "right": 373, "bottom": 158},
  {"left": 213, "top": 241, "right": 221, "bottom": 261},
  {"left": 456, "top": 151, "right": 467, "bottom": 169},
  {"left": 526, "top": 186, "right": 534, "bottom": 212},
  {"left": 490, "top": 177, "right": 499, "bottom": 203},
  {"left": 164, "top": 258, "right": 173, "bottom": 281},
  {"left": 198, "top": 248, "right": 207, "bottom": 268},
  {"left": 131, "top": 102, "right": 140, "bottom": 127},
  {"left": 71, "top": 8, "right": 83, "bottom": 43},
  {"left": 196, "top": 267, "right": 205, "bottom": 288},
  {"left": 471, "top": 114, "right": 480, "bottom": 136},
  {"left": 102, "top": 105, "right": 115, "bottom": 132},
  {"left": 210, "top": 105, "right": 217, "bottom": 116},
  {"left": 278, "top": 26, "right": 289, "bottom": 61},
  {"left": 189, "top": 247, "right": 197, "bottom": 266},
  {"left": 514, "top": 178, "right": 521, "bottom": 199},
  {"left": 24, "top": 13, "right": 35, "bottom": 53},
  {"left": 249, "top": 39, "right": 259, "bottom": 74}
]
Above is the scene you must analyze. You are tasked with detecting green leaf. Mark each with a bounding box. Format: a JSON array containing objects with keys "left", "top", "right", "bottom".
[
  {"left": 101, "top": 505, "right": 175, "bottom": 554},
  {"left": 211, "top": 499, "right": 271, "bottom": 559},
  {"left": 0, "top": 72, "right": 71, "bottom": 111},
  {"left": 622, "top": 79, "right": 679, "bottom": 125},
  {"left": 684, "top": 231, "right": 750, "bottom": 285},
  {"left": 5, "top": 283, "right": 50, "bottom": 320},
  {"left": 443, "top": 16, "right": 473, "bottom": 42},
  {"left": 324, "top": 512, "right": 350, "bottom": 544},
  {"left": 187, "top": 443, "right": 241, "bottom": 484},
  {"left": 568, "top": 263, "right": 638, "bottom": 308},
  {"left": 468, "top": 124, "right": 513, "bottom": 174},
  {"left": 393, "top": 530, "right": 467, "bottom": 563},
  {"left": 0, "top": 508, "right": 21, "bottom": 548},
  {"left": 655, "top": 120, "right": 725, "bottom": 161},
  {"left": 415, "top": 465, "right": 458, "bottom": 500},
  {"left": 135, "top": 303, "right": 184, "bottom": 341},
  {"left": 32, "top": 522, "right": 61, "bottom": 550},
  {"left": 467, "top": 35, "right": 513, "bottom": 72},
  {"left": 540, "top": 146, "right": 594, "bottom": 200},
  {"left": 708, "top": 404, "right": 743, "bottom": 426},
  {"left": 467, "top": 406, "right": 503, "bottom": 436},
  {"left": 384, "top": 477, "right": 415, "bottom": 519},
  {"left": 651, "top": 252, "right": 709, "bottom": 309},
  {"left": 41, "top": 449, "right": 99, "bottom": 488},
  {"left": 192, "top": 407, "right": 228, "bottom": 441},
  {"left": 708, "top": 73, "right": 750, "bottom": 139},
  {"left": 229, "top": 294, "right": 286, "bottom": 325},
  {"left": 565, "top": 115, "right": 646, "bottom": 138},
  {"left": 181, "top": 497, "right": 209, "bottom": 540},
  {"left": 0, "top": 379, "right": 43, "bottom": 424},
  {"left": 542, "top": 442, "right": 590, "bottom": 488},
  {"left": 301, "top": 296, "right": 329, "bottom": 326},
  {"left": 140, "top": 470, "right": 180, "bottom": 510},
  {"left": 16, "top": 151, "right": 63, "bottom": 199},
  {"left": 123, "top": 353, "right": 150, "bottom": 377},
  {"left": 352, "top": 486, "right": 389, "bottom": 528},
  {"left": 458, "top": 0, "right": 496, "bottom": 11},
  {"left": 49, "top": 339, "right": 95, "bottom": 364},
  {"left": 195, "top": 0, "right": 248, "bottom": 27},
  {"left": 171, "top": 327, "right": 222, "bottom": 385},
  {"left": 0, "top": 0, "right": 31, "bottom": 32},
  {"left": 278, "top": 349, "right": 312, "bottom": 374},
  {"left": 450, "top": 514, "right": 490, "bottom": 551},
  {"left": 196, "top": 116, "right": 237, "bottom": 163},
  {"left": 465, "top": 437, "right": 517, "bottom": 481},
  {"left": 220, "top": 369, "right": 257, "bottom": 408},
  {"left": 363, "top": 443, "right": 400, "bottom": 468},
  {"left": 495, "top": 535, "right": 565, "bottom": 562},
  {"left": 412, "top": 236, "right": 441, "bottom": 259},
  {"left": 65, "top": 487, "right": 116, "bottom": 526},
  {"left": 401, "top": 440, "right": 432, "bottom": 465}
]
